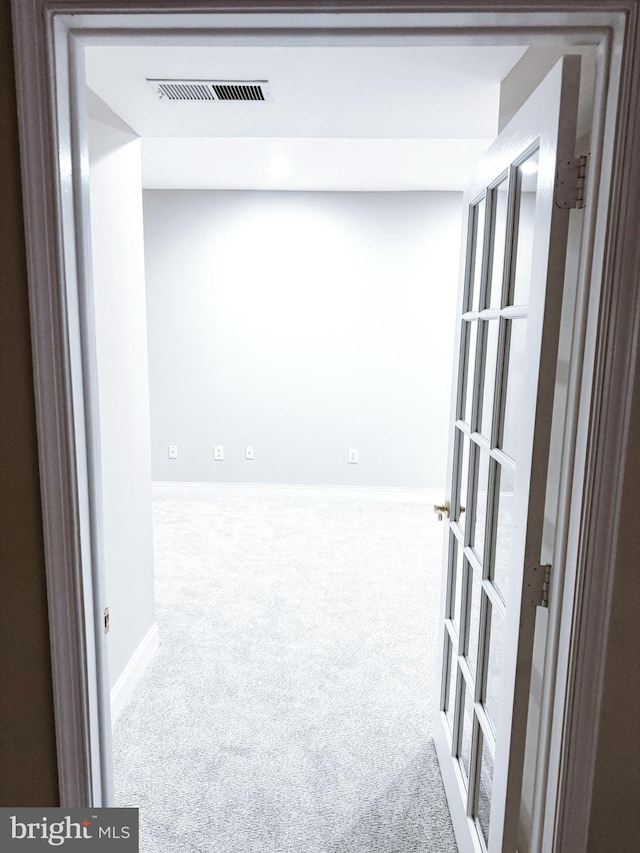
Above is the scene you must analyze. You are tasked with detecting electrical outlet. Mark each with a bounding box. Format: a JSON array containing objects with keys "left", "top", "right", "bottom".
[
  {"left": 245, "top": 446, "right": 255, "bottom": 460},
  {"left": 168, "top": 445, "right": 178, "bottom": 459},
  {"left": 214, "top": 445, "right": 224, "bottom": 461},
  {"left": 348, "top": 448, "right": 358, "bottom": 464}
]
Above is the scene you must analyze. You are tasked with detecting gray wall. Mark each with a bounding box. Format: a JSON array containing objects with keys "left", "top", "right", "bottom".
[
  {"left": 0, "top": 0, "right": 59, "bottom": 805},
  {"left": 144, "top": 190, "right": 462, "bottom": 490},
  {"left": 588, "top": 380, "right": 640, "bottom": 850},
  {"left": 88, "top": 94, "right": 156, "bottom": 692}
]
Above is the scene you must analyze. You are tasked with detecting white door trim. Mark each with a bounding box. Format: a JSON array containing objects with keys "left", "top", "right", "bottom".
[
  {"left": 542, "top": 10, "right": 640, "bottom": 850},
  {"left": 10, "top": 3, "right": 640, "bottom": 851}
]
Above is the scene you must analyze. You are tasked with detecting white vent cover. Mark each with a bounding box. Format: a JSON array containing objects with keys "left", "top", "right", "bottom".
[{"left": 147, "top": 79, "right": 273, "bottom": 102}]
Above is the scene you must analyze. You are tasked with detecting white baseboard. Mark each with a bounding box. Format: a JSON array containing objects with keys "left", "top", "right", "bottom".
[
  {"left": 152, "top": 481, "right": 442, "bottom": 504},
  {"left": 110, "top": 622, "right": 160, "bottom": 725}
]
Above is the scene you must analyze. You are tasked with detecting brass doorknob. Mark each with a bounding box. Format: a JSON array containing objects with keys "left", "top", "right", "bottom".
[{"left": 434, "top": 500, "right": 450, "bottom": 521}]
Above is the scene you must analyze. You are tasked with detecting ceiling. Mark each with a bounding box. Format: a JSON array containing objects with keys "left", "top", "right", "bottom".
[{"left": 85, "top": 44, "right": 529, "bottom": 191}]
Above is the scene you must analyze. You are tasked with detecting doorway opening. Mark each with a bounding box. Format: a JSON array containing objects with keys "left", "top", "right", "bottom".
[{"left": 81, "top": 34, "right": 596, "bottom": 853}]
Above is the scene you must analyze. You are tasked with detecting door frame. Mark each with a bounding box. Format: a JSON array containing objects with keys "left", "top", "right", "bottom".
[{"left": 10, "top": 2, "right": 640, "bottom": 850}]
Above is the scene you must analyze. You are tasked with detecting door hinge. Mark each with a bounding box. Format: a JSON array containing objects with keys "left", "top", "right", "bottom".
[
  {"left": 541, "top": 565, "right": 552, "bottom": 608},
  {"left": 554, "top": 155, "right": 587, "bottom": 209},
  {"left": 104, "top": 607, "right": 110, "bottom": 634}
]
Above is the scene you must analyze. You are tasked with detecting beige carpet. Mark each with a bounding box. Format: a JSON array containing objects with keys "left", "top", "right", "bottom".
[{"left": 113, "top": 495, "right": 457, "bottom": 853}]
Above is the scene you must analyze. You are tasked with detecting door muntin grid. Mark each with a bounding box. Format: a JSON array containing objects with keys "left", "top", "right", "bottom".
[{"left": 441, "top": 145, "right": 540, "bottom": 851}]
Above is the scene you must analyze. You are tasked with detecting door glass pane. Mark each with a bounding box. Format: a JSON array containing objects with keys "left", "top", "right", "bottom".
[
  {"left": 487, "top": 178, "right": 509, "bottom": 309},
  {"left": 463, "top": 321, "right": 478, "bottom": 426},
  {"left": 457, "top": 432, "right": 470, "bottom": 534},
  {"left": 446, "top": 650, "right": 457, "bottom": 730},
  {"left": 500, "top": 319, "right": 527, "bottom": 459},
  {"left": 493, "top": 463, "right": 515, "bottom": 600},
  {"left": 472, "top": 447, "right": 490, "bottom": 559},
  {"left": 460, "top": 682, "right": 474, "bottom": 782},
  {"left": 478, "top": 319, "right": 500, "bottom": 439},
  {"left": 476, "top": 733, "right": 494, "bottom": 845},
  {"left": 452, "top": 539, "right": 465, "bottom": 630},
  {"left": 467, "top": 570, "right": 482, "bottom": 675},
  {"left": 484, "top": 602, "right": 505, "bottom": 733},
  {"left": 470, "top": 198, "right": 486, "bottom": 313},
  {"left": 511, "top": 150, "right": 539, "bottom": 306}
]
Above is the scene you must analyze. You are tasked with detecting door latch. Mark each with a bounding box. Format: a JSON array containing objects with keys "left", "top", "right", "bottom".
[{"left": 434, "top": 500, "right": 450, "bottom": 521}]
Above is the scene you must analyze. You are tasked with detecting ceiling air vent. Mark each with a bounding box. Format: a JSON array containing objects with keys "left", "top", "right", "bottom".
[{"left": 148, "top": 79, "right": 272, "bottom": 102}]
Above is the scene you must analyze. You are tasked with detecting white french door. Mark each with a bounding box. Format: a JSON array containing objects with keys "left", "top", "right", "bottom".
[{"left": 433, "top": 56, "right": 581, "bottom": 853}]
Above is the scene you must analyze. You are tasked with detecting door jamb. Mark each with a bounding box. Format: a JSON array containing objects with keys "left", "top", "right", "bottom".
[{"left": 10, "top": 3, "right": 640, "bottom": 851}]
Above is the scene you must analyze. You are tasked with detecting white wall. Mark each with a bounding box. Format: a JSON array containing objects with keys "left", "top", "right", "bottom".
[
  {"left": 498, "top": 46, "right": 596, "bottom": 139},
  {"left": 87, "top": 91, "right": 157, "bottom": 705},
  {"left": 144, "top": 189, "right": 462, "bottom": 490}
]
